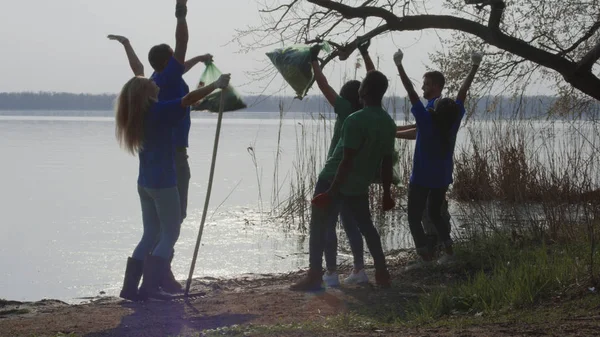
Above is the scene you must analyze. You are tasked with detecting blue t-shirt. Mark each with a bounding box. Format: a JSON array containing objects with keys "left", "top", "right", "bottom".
[
  {"left": 410, "top": 98, "right": 465, "bottom": 188},
  {"left": 150, "top": 57, "right": 191, "bottom": 148},
  {"left": 138, "top": 99, "right": 187, "bottom": 189}
]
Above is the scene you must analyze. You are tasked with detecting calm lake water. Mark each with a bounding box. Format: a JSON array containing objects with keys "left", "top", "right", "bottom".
[{"left": 1, "top": 110, "right": 597, "bottom": 302}]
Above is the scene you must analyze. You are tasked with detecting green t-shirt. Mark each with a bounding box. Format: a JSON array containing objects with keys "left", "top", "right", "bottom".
[
  {"left": 327, "top": 96, "right": 355, "bottom": 158},
  {"left": 319, "top": 106, "right": 397, "bottom": 195}
]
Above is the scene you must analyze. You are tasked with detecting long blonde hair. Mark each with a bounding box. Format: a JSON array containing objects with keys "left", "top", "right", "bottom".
[{"left": 115, "top": 77, "right": 155, "bottom": 155}]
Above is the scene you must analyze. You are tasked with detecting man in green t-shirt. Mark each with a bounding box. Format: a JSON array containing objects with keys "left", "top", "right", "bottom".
[{"left": 290, "top": 70, "right": 397, "bottom": 291}]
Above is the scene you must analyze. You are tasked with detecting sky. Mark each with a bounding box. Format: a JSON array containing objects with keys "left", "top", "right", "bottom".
[{"left": 0, "top": 0, "right": 553, "bottom": 97}]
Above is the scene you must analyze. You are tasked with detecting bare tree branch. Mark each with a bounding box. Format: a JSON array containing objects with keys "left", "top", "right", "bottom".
[
  {"left": 561, "top": 20, "right": 600, "bottom": 56},
  {"left": 319, "top": 24, "right": 390, "bottom": 68},
  {"left": 305, "top": 0, "right": 600, "bottom": 101},
  {"left": 487, "top": 1, "right": 506, "bottom": 30},
  {"left": 261, "top": 0, "right": 300, "bottom": 30},
  {"left": 259, "top": 1, "right": 297, "bottom": 14},
  {"left": 577, "top": 40, "right": 600, "bottom": 71}
]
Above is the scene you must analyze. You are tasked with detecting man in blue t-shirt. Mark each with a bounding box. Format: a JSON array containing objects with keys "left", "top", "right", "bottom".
[
  {"left": 108, "top": 0, "right": 213, "bottom": 293},
  {"left": 394, "top": 48, "right": 482, "bottom": 268},
  {"left": 395, "top": 70, "right": 452, "bottom": 256}
]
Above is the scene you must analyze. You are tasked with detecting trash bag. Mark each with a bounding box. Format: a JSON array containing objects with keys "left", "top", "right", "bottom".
[
  {"left": 191, "top": 62, "right": 247, "bottom": 113},
  {"left": 266, "top": 43, "right": 331, "bottom": 99}
]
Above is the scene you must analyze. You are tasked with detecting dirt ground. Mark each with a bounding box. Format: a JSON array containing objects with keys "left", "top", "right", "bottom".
[{"left": 1, "top": 253, "right": 599, "bottom": 337}]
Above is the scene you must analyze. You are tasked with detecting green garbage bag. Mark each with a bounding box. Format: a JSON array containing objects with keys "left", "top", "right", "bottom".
[
  {"left": 191, "top": 62, "right": 247, "bottom": 113},
  {"left": 266, "top": 43, "right": 331, "bottom": 99}
]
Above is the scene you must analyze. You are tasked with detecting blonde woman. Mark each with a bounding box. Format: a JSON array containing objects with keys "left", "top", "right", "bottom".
[{"left": 116, "top": 73, "right": 230, "bottom": 301}]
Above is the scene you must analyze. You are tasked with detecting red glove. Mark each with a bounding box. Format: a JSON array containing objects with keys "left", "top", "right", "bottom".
[
  {"left": 311, "top": 192, "right": 332, "bottom": 209},
  {"left": 382, "top": 194, "right": 395, "bottom": 211}
]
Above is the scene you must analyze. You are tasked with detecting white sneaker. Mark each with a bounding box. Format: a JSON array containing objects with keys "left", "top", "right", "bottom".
[
  {"left": 404, "top": 258, "right": 434, "bottom": 271},
  {"left": 322, "top": 271, "right": 340, "bottom": 287},
  {"left": 437, "top": 254, "right": 456, "bottom": 266},
  {"left": 344, "top": 269, "right": 369, "bottom": 285}
]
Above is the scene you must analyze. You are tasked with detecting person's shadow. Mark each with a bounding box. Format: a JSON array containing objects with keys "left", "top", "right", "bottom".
[{"left": 85, "top": 295, "right": 256, "bottom": 337}]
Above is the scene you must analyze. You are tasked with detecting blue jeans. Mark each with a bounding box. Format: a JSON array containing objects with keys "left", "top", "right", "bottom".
[
  {"left": 324, "top": 203, "right": 365, "bottom": 271},
  {"left": 132, "top": 185, "right": 182, "bottom": 260},
  {"left": 309, "top": 179, "right": 386, "bottom": 271}
]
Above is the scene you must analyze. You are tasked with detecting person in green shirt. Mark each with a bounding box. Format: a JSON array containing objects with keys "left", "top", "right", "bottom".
[
  {"left": 290, "top": 70, "right": 397, "bottom": 291},
  {"left": 309, "top": 39, "right": 378, "bottom": 288}
]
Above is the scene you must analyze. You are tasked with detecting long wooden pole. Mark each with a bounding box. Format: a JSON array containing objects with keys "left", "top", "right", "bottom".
[{"left": 185, "top": 89, "right": 226, "bottom": 296}]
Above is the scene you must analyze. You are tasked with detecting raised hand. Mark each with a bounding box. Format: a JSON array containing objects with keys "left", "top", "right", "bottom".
[
  {"left": 175, "top": 0, "right": 187, "bottom": 18},
  {"left": 107, "top": 35, "right": 129, "bottom": 45},
  {"left": 393, "top": 49, "right": 404, "bottom": 66},
  {"left": 358, "top": 38, "right": 371, "bottom": 54},
  {"left": 200, "top": 54, "right": 213, "bottom": 63}
]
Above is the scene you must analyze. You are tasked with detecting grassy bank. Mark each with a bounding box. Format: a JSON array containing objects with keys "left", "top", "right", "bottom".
[
  {"left": 410, "top": 237, "right": 597, "bottom": 321},
  {"left": 197, "top": 232, "right": 599, "bottom": 337}
]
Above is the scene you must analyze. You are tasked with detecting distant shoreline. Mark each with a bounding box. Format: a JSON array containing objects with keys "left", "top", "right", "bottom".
[{"left": 0, "top": 92, "right": 597, "bottom": 119}]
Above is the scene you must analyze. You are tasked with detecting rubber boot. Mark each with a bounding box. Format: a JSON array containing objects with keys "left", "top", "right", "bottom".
[
  {"left": 160, "top": 253, "right": 184, "bottom": 294},
  {"left": 138, "top": 255, "right": 174, "bottom": 301},
  {"left": 289, "top": 268, "right": 324, "bottom": 291},
  {"left": 119, "top": 257, "right": 144, "bottom": 301}
]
